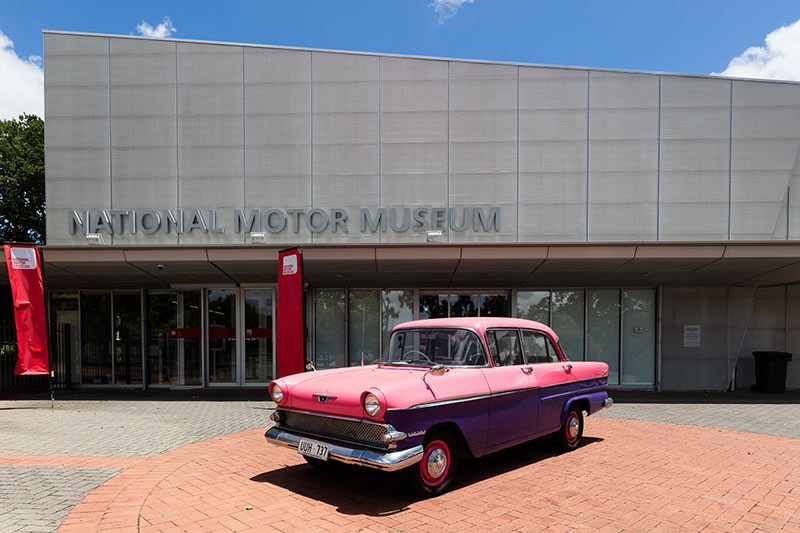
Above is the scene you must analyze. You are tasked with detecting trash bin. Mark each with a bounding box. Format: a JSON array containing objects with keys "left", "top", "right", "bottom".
[{"left": 752, "top": 351, "right": 792, "bottom": 393}]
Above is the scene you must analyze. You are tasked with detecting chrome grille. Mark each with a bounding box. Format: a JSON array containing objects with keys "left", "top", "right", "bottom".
[{"left": 280, "top": 411, "right": 389, "bottom": 448}]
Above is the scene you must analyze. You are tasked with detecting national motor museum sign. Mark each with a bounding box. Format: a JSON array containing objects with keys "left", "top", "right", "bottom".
[{"left": 67, "top": 207, "right": 501, "bottom": 236}]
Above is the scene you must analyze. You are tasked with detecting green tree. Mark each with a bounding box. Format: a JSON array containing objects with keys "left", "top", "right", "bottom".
[{"left": 0, "top": 114, "right": 45, "bottom": 243}]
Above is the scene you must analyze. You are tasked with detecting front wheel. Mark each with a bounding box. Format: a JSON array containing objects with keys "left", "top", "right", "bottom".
[
  {"left": 408, "top": 431, "right": 459, "bottom": 497},
  {"left": 555, "top": 408, "right": 584, "bottom": 451}
]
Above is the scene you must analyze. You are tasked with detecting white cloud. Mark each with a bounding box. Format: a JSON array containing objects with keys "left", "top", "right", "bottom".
[
  {"left": 136, "top": 17, "right": 177, "bottom": 38},
  {"left": 430, "top": 0, "right": 474, "bottom": 25},
  {"left": 0, "top": 30, "right": 44, "bottom": 120},
  {"left": 714, "top": 18, "right": 800, "bottom": 81}
]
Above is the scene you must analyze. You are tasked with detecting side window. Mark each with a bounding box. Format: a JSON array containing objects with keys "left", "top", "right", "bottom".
[
  {"left": 543, "top": 335, "right": 561, "bottom": 363},
  {"left": 521, "top": 330, "right": 548, "bottom": 364},
  {"left": 522, "top": 330, "right": 563, "bottom": 364},
  {"left": 487, "top": 329, "right": 523, "bottom": 366}
]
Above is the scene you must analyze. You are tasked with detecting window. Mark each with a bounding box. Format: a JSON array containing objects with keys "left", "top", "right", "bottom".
[
  {"left": 385, "top": 328, "right": 487, "bottom": 366},
  {"left": 487, "top": 329, "right": 523, "bottom": 366},
  {"left": 521, "top": 329, "right": 559, "bottom": 364}
]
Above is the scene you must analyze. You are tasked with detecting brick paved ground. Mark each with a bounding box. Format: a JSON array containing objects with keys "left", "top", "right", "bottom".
[{"left": 0, "top": 390, "right": 797, "bottom": 532}]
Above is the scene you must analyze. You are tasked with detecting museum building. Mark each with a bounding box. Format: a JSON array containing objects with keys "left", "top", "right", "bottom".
[{"left": 4, "top": 30, "right": 800, "bottom": 391}]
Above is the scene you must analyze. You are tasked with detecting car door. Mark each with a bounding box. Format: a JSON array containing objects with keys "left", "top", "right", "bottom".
[
  {"left": 520, "top": 329, "right": 577, "bottom": 433},
  {"left": 482, "top": 328, "right": 539, "bottom": 450}
]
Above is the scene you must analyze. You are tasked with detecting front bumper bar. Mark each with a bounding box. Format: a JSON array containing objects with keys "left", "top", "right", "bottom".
[{"left": 265, "top": 426, "right": 423, "bottom": 472}]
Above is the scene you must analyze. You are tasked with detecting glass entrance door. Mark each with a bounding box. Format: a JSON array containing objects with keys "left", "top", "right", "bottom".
[
  {"left": 207, "top": 288, "right": 274, "bottom": 386},
  {"left": 244, "top": 289, "right": 274, "bottom": 384},
  {"left": 208, "top": 289, "right": 237, "bottom": 384}
]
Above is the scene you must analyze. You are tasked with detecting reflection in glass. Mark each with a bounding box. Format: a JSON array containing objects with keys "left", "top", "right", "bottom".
[
  {"left": 349, "top": 291, "right": 380, "bottom": 366},
  {"left": 113, "top": 292, "right": 142, "bottom": 385},
  {"left": 480, "top": 294, "right": 509, "bottom": 317},
  {"left": 551, "top": 290, "right": 584, "bottom": 360},
  {"left": 450, "top": 294, "right": 479, "bottom": 317},
  {"left": 50, "top": 292, "right": 79, "bottom": 385},
  {"left": 314, "top": 290, "right": 346, "bottom": 369},
  {"left": 622, "top": 289, "right": 656, "bottom": 385},
  {"left": 516, "top": 291, "right": 550, "bottom": 324},
  {"left": 380, "top": 290, "right": 414, "bottom": 354},
  {"left": 147, "top": 291, "right": 202, "bottom": 386},
  {"left": 80, "top": 292, "right": 112, "bottom": 384},
  {"left": 587, "top": 289, "right": 620, "bottom": 384},
  {"left": 245, "top": 289, "right": 273, "bottom": 383},
  {"left": 420, "top": 294, "right": 449, "bottom": 319},
  {"left": 208, "top": 290, "right": 237, "bottom": 383}
]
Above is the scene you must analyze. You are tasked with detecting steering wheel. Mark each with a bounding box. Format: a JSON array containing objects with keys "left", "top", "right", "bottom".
[{"left": 402, "top": 350, "right": 433, "bottom": 363}]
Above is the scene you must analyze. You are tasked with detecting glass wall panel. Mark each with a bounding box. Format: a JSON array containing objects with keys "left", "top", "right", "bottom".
[
  {"left": 349, "top": 291, "right": 380, "bottom": 366},
  {"left": 551, "top": 290, "right": 584, "bottom": 361},
  {"left": 587, "top": 289, "right": 620, "bottom": 385},
  {"left": 420, "top": 294, "right": 449, "bottom": 319},
  {"left": 315, "top": 290, "right": 346, "bottom": 369},
  {"left": 113, "top": 292, "right": 142, "bottom": 385},
  {"left": 380, "top": 290, "right": 414, "bottom": 353},
  {"left": 244, "top": 289, "right": 273, "bottom": 383},
  {"left": 622, "top": 289, "right": 656, "bottom": 385},
  {"left": 80, "top": 292, "right": 112, "bottom": 384},
  {"left": 208, "top": 289, "right": 237, "bottom": 383},
  {"left": 516, "top": 291, "right": 550, "bottom": 324},
  {"left": 480, "top": 294, "right": 509, "bottom": 317},
  {"left": 50, "top": 292, "right": 79, "bottom": 385},
  {"left": 147, "top": 291, "right": 203, "bottom": 386},
  {"left": 450, "top": 294, "right": 479, "bottom": 317}
]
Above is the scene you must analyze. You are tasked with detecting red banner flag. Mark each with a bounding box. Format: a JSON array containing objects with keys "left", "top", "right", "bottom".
[
  {"left": 276, "top": 247, "right": 305, "bottom": 377},
  {"left": 4, "top": 244, "right": 50, "bottom": 375}
]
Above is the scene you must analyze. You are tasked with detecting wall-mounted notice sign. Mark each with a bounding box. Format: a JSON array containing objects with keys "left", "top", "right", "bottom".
[{"left": 683, "top": 325, "right": 702, "bottom": 348}]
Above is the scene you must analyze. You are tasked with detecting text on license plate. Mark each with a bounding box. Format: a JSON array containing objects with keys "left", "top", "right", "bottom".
[{"left": 298, "top": 438, "right": 330, "bottom": 461}]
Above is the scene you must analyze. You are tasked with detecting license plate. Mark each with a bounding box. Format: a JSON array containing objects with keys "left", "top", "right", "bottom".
[{"left": 298, "top": 438, "right": 330, "bottom": 461}]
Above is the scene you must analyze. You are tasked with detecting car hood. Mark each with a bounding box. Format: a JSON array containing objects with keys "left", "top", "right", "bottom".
[{"left": 276, "top": 365, "right": 480, "bottom": 419}]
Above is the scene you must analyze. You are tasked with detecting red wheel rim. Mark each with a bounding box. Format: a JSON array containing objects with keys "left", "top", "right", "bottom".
[
  {"left": 420, "top": 439, "right": 451, "bottom": 487},
  {"left": 565, "top": 412, "right": 580, "bottom": 445}
]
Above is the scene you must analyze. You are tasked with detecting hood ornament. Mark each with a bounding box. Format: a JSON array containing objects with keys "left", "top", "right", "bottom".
[{"left": 313, "top": 393, "right": 338, "bottom": 404}]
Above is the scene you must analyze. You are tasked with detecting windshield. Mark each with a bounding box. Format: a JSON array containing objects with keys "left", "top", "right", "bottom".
[{"left": 383, "top": 328, "right": 488, "bottom": 367}]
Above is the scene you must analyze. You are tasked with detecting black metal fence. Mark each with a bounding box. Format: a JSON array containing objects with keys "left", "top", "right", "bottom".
[{"left": 0, "top": 318, "right": 69, "bottom": 394}]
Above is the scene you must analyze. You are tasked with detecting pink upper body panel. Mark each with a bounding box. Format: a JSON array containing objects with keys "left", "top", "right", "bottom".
[{"left": 270, "top": 317, "right": 607, "bottom": 421}]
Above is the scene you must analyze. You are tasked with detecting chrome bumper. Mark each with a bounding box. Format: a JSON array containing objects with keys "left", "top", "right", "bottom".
[
  {"left": 265, "top": 426, "right": 423, "bottom": 472},
  {"left": 603, "top": 397, "right": 614, "bottom": 408}
]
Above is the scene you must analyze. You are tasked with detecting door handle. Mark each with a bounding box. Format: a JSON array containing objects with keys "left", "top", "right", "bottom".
[
  {"left": 564, "top": 363, "right": 573, "bottom": 373},
  {"left": 521, "top": 366, "right": 533, "bottom": 375}
]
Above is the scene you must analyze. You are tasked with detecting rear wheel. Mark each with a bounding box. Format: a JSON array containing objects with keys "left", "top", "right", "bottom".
[
  {"left": 555, "top": 408, "right": 584, "bottom": 451},
  {"left": 408, "top": 431, "right": 459, "bottom": 497}
]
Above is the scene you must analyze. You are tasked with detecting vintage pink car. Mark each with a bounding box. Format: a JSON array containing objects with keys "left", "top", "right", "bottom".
[{"left": 265, "top": 317, "right": 612, "bottom": 496}]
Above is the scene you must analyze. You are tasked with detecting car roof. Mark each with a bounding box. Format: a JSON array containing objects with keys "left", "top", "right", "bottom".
[{"left": 391, "top": 317, "right": 558, "bottom": 340}]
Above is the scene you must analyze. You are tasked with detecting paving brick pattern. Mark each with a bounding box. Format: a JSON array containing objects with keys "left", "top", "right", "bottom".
[
  {"left": 0, "top": 466, "right": 120, "bottom": 533},
  {"left": 0, "top": 392, "right": 797, "bottom": 532}
]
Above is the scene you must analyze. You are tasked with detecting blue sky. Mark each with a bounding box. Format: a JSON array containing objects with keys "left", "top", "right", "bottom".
[{"left": 3, "top": 0, "right": 800, "bottom": 119}]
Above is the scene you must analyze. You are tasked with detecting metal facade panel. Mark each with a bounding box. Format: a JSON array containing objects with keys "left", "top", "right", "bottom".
[
  {"left": 519, "top": 67, "right": 588, "bottom": 242},
  {"left": 589, "top": 71, "right": 659, "bottom": 241},
  {"left": 177, "top": 42, "right": 244, "bottom": 245},
  {"left": 109, "top": 39, "right": 179, "bottom": 245},
  {"left": 731, "top": 80, "right": 800, "bottom": 240},
  {"left": 44, "top": 34, "right": 110, "bottom": 245},
  {"left": 660, "top": 76, "right": 730, "bottom": 241},
  {"left": 450, "top": 62, "right": 517, "bottom": 242},
  {"left": 380, "top": 57, "right": 448, "bottom": 244},
  {"left": 312, "top": 52, "right": 380, "bottom": 243}
]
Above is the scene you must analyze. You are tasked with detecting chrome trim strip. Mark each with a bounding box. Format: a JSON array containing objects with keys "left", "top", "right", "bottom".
[
  {"left": 400, "top": 375, "right": 607, "bottom": 410},
  {"left": 265, "top": 427, "right": 423, "bottom": 472}
]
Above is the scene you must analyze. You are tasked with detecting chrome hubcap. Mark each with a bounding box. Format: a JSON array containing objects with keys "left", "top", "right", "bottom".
[
  {"left": 426, "top": 448, "right": 448, "bottom": 479},
  {"left": 567, "top": 416, "right": 579, "bottom": 440}
]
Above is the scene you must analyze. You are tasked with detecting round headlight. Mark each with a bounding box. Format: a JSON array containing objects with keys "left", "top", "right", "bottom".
[
  {"left": 363, "top": 392, "right": 381, "bottom": 418},
  {"left": 271, "top": 384, "right": 284, "bottom": 403}
]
